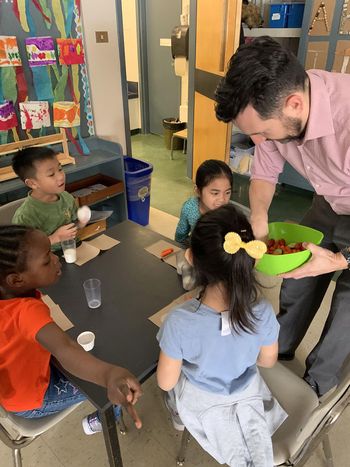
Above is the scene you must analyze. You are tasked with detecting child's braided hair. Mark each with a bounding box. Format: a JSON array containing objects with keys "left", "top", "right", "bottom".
[{"left": 0, "top": 225, "right": 35, "bottom": 280}]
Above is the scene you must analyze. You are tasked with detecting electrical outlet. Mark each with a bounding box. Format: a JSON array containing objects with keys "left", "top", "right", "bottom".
[{"left": 95, "top": 31, "right": 109, "bottom": 43}]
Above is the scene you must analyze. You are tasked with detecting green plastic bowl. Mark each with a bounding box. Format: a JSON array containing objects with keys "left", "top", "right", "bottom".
[{"left": 255, "top": 222, "right": 324, "bottom": 276}]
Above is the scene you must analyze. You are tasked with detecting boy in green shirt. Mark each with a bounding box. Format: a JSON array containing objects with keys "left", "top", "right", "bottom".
[{"left": 12, "top": 146, "right": 84, "bottom": 251}]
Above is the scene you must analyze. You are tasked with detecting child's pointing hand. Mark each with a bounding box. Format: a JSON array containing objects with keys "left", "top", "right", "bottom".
[{"left": 106, "top": 367, "right": 143, "bottom": 429}]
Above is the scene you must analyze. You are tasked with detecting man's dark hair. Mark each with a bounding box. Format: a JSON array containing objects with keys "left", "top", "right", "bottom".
[
  {"left": 215, "top": 36, "right": 308, "bottom": 122},
  {"left": 12, "top": 146, "right": 57, "bottom": 181}
]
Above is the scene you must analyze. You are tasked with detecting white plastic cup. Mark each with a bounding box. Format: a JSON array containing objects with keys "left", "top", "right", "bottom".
[
  {"left": 61, "top": 239, "right": 77, "bottom": 263},
  {"left": 77, "top": 331, "right": 95, "bottom": 351},
  {"left": 83, "top": 278, "right": 101, "bottom": 309}
]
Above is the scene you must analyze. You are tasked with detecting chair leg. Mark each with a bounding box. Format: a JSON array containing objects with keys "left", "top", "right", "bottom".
[
  {"left": 117, "top": 409, "right": 127, "bottom": 435},
  {"left": 12, "top": 448, "right": 23, "bottom": 467},
  {"left": 176, "top": 428, "right": 191, "bottom": 466},
  {"left": 322, "top": 434, "right": 334, "bottom": 467}
]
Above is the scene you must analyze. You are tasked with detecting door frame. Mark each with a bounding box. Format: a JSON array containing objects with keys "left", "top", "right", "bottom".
[
  {"left": 186, "top": 0, "right": 197, "bottom": 179},
  {"left": 116, "top": 0, "right": 195, "bottom": 175},
  {"left": 115, "top": 0, "right": 132, "bottom": 155},
  {"left": 136, "top": 0, "right": 150, "bottom": 133}
]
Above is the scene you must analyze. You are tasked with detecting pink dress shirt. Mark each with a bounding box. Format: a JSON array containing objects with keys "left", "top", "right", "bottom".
[{"left": 251, "top": 70, "right": 350, "bottom": 215}]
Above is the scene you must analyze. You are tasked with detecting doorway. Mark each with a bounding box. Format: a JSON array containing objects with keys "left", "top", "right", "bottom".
[
  {"left": 120, "top": 0, "right": 193, "bottom": 218},
  {"left": 121, "top": 0, "right": 182, "bottom": 135}
]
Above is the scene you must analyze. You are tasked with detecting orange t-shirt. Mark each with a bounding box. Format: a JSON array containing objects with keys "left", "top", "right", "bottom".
[{"left": 0, "top": 293, "right": 53, "bottom": 411}]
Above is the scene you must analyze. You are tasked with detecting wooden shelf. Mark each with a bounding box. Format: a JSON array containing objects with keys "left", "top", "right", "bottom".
[{"left": 243, "top": 28, "right": 301, "bottom": 38}]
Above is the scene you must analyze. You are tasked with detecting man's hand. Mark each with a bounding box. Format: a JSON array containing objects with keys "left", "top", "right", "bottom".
[
  {"left": 49, "top": 223, "right": 77, "bottom": 244},
  {"left": 279, "top": 243, "right": 348, "bottom": 279},
  {"left": 106, "top": 367, "right": 143, "bottom": 429},
  {"left": 250, "top": 215, "right": 269, "bottom": 241},
  {"left": 249, "top": 179, "right": 275, "bottom": 240}
]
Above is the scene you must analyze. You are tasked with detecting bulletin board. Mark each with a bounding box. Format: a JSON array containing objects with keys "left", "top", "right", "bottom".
[{"left": 0, "top": 0, "right": 94, "bottom": 155}]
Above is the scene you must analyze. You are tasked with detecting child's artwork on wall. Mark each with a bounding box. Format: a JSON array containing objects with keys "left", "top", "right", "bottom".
[
  {"left": 339, "top": 1, "right": 350, "bottom": 34},
  {"left": 308, "top": 1, "right": 335, "bottom": 36},
  {"left": 19, "top": 101, "right": 50, "bottom": 130},
  {"left": 53, "top": 101, "right": 80, "bottom": 127},
  {"left": 0, "top": 101, "right": 18, "bottom": 130},
  {"left": 332, "top": 41, "right": 350, "bottom": 73},
  {"left": 0, "top": 0, "right": 93, "bottom": 153},
  {"left": 305, "top": 42, "right": 329, "bottom": 70},
  {"left": 0, "top": 36, "right": 21, "bottom": 67},
  {"left": 57, "top": 38, "right": 85, "bottom": 65},
  {"left": 25, "top": 37, "right": 57, "bottom": 67}
]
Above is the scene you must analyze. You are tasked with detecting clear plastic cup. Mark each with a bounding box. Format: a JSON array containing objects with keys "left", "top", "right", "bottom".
[
  {"left": 61, "top": 239, "right": 77, "bottom": 263},
  {"left": 83, "top": 278, "right": 101, "bottom": 309}
]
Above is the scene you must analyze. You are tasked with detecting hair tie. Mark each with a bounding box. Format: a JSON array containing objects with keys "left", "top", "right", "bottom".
[{"left": 223, "top": 232, "right": 267, "bottom": 259}]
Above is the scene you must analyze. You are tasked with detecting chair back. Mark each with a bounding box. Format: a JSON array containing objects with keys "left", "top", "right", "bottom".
[
  {"left": 267, "top": 358, "right": 350, "bottom": 465},
  {"left": 296, "top": 357, "right": 350, "bottom": 447},
  {"left": 0, "top": 198, "right": 25, "bottom": 225}
]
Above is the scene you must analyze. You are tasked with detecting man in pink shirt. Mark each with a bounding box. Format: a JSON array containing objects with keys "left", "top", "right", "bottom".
[{"left": 215, "top": 36, "right": 350, "bottom": 397}]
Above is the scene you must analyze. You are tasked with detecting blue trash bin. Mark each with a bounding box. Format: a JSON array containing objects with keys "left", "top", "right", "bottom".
[{"left": 124, "top": 156, "right": 153, "bottom": 226}]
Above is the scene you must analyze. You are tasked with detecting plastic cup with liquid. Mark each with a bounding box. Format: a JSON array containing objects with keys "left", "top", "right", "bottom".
[{"left": 61, "top": 239, "right": 77, "bottom": 263}]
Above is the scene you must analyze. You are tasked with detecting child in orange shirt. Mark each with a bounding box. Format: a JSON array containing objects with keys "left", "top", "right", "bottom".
[{"left": 0, "top": 225, "right": 142, "bottom": 435}]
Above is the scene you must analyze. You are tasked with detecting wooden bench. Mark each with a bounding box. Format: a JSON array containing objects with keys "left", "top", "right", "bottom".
[{"left": 0, "top": 128, "right": 75, "bottom": 183}]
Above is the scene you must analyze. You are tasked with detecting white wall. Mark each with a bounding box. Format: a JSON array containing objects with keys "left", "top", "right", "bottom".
[
  {"left": 122, "top": 0, "right": 139, "bottom": 82},
  {"left": 81, "top": 0, "right": 127, "bottom": 149},
  {"left": 121, "top": 0, "right": 141, "bottom": 130}
]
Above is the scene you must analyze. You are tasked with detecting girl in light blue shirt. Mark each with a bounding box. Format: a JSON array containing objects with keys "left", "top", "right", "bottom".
[{"left": 157, "top": 204, "right": 287, "bottom": 466}]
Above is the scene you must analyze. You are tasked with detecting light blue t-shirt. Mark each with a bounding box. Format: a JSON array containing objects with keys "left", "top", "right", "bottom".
[{"left": 157, "top": 298, "right": 279, "bottom": 395}]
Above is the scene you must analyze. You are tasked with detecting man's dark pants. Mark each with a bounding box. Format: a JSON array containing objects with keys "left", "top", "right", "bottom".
[{"left": 277, "top": 195, "right": 350, "bottom": 396}]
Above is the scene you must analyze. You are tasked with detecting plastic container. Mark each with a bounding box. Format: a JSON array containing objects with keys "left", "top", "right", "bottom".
[
  {"left": 162, "top": 118, "right": 186, "bottom": 150},
  {"left": 269, "top": 3, "right": 305, "bottom": 28},
  {"left": 287, "top": 3, "right": 305, "bottom": 28},
  {"left": 269, "top": 4, "right": 289, "bottom": 28},
  {"left": 255, "top": 222, "right": 324, "bottom": 276},
  {"left": 124, "top": 156, "right": 153, "bottom": 226}
]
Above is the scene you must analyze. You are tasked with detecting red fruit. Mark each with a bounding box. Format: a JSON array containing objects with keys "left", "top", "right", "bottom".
[{"left": 267, "top": 239, "right": 275, "bottom": 248}]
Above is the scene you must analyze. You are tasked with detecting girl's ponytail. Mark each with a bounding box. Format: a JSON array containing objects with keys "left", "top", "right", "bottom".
[{"left": 191, "top": 204, "right": 260, "bottom": 333}]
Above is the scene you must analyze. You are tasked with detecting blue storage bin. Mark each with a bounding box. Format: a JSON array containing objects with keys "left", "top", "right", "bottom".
[
  {"left": 287, "top": 3, "right": 305, "bottom": 28},
  {"left": 269, "top": 3, "right": 305, "bottom": 28},
  {"left": 269, "top": 4, "right": 288, "bottom": 28},
  {"left": 124, "top": 156, "right": 153, "bottom": 226}
]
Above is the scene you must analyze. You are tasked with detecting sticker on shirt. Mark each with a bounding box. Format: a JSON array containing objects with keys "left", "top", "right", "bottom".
[{"left": 221, "top": 311, "right": 232, "bottom": 336}]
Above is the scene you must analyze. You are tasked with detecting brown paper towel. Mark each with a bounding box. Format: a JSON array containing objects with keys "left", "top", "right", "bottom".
[{"left": 174, "top": 56, "right": 187, "bottom": 76}]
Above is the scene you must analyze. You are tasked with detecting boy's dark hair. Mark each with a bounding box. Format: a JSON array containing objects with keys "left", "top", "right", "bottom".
[
  {"left": 12, "top": 146, "right": 57, "bottom": 181},
  {"left": 191, "top": 204, "right": 259, "bottom": 333},
  {"left": 196, "top": 159, "right": 233, "bottom": 191},
  {"left": 0, "top": 225, "right": 35, "bottom": 281},
  {"left": 215, "top": 36, "right": 308, "bottom": 122}
]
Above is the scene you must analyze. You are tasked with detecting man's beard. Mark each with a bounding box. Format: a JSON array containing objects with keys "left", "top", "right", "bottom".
[{"left": 274, "top": 116, "right": 305, "bottom": 144}]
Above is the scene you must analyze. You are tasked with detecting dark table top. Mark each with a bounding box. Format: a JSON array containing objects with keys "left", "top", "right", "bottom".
[{"left": 46, "top": 221, "right": 184, "bottom": 409}]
